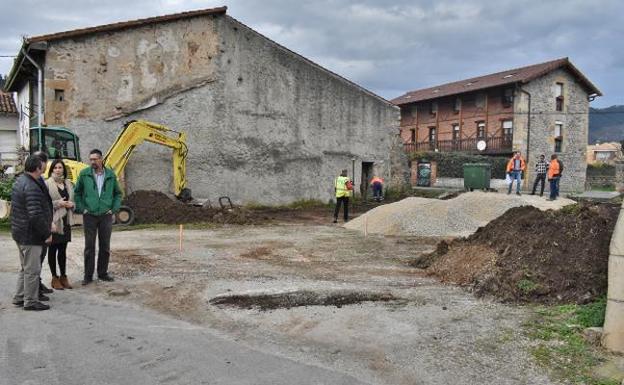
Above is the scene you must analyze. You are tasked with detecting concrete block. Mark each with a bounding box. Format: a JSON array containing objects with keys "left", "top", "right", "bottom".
[
  {"left": 608, "top": 254, "right": 624, "bottom": 298},
  {"left": 611, "top": 206, "right": 624, "bottom": 257},
  {"left": 603, "top": 300, "right": 624, "bottom": 352}
]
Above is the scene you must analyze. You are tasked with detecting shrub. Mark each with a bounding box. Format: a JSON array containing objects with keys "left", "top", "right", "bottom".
[
  {"left": 0, "top": 177, "right": 14, "bottom": 201},
  {"left": 587, "top": 163, "right": 615, "bottom": 177}
]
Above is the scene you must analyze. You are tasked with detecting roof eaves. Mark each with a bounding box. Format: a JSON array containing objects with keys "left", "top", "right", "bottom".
[
  {"left": 3, "top": 42, "right": 28, "bottom": 93},
  {"left": 26, "top": 6, "right": 227, "bottom": 44}
]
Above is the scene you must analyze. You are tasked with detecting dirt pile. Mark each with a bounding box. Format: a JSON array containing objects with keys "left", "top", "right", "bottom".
[
  {"left": 124, "top": 190, "right": 252, "bottom": 225},
  {"left": 420, "top": 203, "right": 620, "bottom": 304}
]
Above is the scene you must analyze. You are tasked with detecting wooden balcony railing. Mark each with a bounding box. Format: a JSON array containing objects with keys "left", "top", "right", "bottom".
[{"left": 403, "top": 136, "right": 513, "bottom": 154}]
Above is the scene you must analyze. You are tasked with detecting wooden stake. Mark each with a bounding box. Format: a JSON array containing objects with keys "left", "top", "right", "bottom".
[{"left": 179, "top": 224, "right": 183, "bottom": 252}]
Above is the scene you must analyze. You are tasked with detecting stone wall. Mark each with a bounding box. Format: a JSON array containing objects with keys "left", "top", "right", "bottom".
[
  {"left": 44, "top": 14, "right": 401, "bottom": 204},
  {"left": 586, "top": 164, "right": 616, "bottom": 189},
  {"left": 520, "top": 68, "right": 590, "bottom": 192}
]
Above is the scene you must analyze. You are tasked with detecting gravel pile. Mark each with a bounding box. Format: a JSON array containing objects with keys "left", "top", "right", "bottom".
[{"left": 344, "top": 191, "right": 575, "bottom": 237}]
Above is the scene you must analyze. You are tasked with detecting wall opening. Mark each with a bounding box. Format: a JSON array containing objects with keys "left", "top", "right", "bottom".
[{"left": 361, "top": 161, "right": 374, "bottom": 200}]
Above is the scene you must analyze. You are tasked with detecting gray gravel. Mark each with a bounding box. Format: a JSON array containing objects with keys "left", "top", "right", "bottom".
[{"left": 345, "top": 191, "right": 575, "bottom": 237}]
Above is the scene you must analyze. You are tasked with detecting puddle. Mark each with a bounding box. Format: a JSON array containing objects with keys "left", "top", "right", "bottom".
[{"left": 209, "top": 289, "right": 396, "bottom": 310}]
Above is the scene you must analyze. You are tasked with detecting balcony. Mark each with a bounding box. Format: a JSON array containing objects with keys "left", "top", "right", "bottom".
[{"left": 404, "top": 136, "right": 513, "bottom": 154}]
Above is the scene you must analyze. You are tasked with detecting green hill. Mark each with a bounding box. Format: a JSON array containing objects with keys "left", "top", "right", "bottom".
[{"left": 589, "top": 105, "right": 624, "bottom": 143}]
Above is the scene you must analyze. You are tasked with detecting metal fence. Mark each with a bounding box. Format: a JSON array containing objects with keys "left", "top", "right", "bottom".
[{"left": 403, "top": 136, "right": 512, "bottom": 154}]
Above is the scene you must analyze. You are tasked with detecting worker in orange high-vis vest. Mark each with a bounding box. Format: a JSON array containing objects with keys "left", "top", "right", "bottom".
[
  {"left": 506, "top": 151, "right": 526, "bottom": 195},
  {"left": 547, "top": 154, "right": 562, "bottom": 201},
  {"left": 370, "top": 176, "right": 384, "bottom": 202},
  {"left": 333, "top": 169, "right": 352, "bottom": 223}
]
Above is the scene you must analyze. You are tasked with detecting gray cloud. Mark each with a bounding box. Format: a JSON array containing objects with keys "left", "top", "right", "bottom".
[{"left": 0, "top": 0, "right": 621, "bottom": 107}]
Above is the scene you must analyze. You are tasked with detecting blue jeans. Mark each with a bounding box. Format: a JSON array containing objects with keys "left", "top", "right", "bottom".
[
  {"left": 372, "top": 182, "right": 383, "bottom": 200},
  {"left": 549, "top": 177, "right": 560, "bottom": 199},
  {"left": 507, "top": 171, "right": 522, "bottom": 193}
]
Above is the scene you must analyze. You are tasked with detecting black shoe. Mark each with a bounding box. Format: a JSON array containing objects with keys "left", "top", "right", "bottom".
[
  {"left": 24, "top": 302, "right": 50, "bottom": 311},
  {"left": 333, "top": 219, "right": 338, "bottom": 223},
  {"left": 516, "top": 192, "right": 521, "bottom": 195},
  {"left": 12, "top": 299, "right": 24, "bottom": 306},
  {"left": 39, "top": 282, "right": 53, "bottom": 294},
  {"left": 38, "top": 294, "right": 50, "bottom": 301},
  {"left": 98, "top": 274, "right": 114, "bottom": 282},
  {"left": 530, "top": 193, "right": 535, "bottom": 195},
  {"left": 82, "top": 278, "right": 93, "bottom": 286}
]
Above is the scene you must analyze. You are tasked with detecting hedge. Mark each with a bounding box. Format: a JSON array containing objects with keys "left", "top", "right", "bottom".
[
  {"left": 0, "top": 177, "right": 14, "bottom": 201},
  {"left": 411, "top": 151, "right": 509, "bottom": 179},
  {"left": 587, "top": 163, "right": 615, "bottom": 177}
]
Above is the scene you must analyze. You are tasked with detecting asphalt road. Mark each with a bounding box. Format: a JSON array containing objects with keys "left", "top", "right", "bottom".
[{"left": 0, "top": 272, "right": 368, "bottom": 385}]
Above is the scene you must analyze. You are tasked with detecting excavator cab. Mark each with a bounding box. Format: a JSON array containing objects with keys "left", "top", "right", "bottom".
[
  {"left": 29, "top": 126, "right": 89, "bottom": 182},
  {"left": 29, "top": 126, "right": 81, "bottom": 162}
]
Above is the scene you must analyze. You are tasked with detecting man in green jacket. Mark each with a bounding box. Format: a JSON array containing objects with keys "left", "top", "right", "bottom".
[{"left": 74, "top": 149, "right": 122, "bottom": 285}]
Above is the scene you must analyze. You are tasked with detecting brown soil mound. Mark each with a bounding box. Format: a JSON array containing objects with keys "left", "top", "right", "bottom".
[
  {"left": 424, "top": 203, "right": 620, "bottom": 304},
  {"left": 124, "top": 190, "right": 252, "bottom": 224}
]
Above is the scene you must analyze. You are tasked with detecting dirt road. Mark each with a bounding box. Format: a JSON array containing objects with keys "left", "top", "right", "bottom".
[{"left": 0, "top": 223, "right": 555, "bottom": 384}]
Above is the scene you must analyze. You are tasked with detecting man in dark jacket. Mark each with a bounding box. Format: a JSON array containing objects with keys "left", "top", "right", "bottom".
[
  {"left": 11, "top": 155, "right": 54, "bottom": 311},
  {"left": 74, "top": 149, "right": 122, "bottom": 285},
  {"left": 32, "top": 150, "right": 54, "bottom": 295}
]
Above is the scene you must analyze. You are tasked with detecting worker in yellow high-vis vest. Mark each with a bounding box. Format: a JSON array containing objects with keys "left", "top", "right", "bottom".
[{"left": 333, "top": 169, "right": 352, "bottom": 223}]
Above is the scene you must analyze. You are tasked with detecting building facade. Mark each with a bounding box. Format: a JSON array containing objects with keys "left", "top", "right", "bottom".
[
  {"left": 587, "top": 142, "right": 623, "bottom": 164},
  {"left": 5, "top": 7, "right": 402, "bottom": 204},
  {"left": 392, "top": 58, "right": 601, "bottom": 191},
  {"left": 0, "top": 92, "right": 19, "bottom": 167}
]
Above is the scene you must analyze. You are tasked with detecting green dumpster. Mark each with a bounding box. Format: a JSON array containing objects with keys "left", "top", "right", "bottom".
[{"left": 463, "top": 163, "right": 491, "bottom": 191}]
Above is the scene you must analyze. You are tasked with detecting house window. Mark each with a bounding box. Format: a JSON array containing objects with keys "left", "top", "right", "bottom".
[
  {"left": 554, "top": 121, "right": 563, "bottom": 152},
  {"left": 502, "top": 88, "right": 513, "bottom": 108},
  {"left": 475, "top": 93, "right": 486, "bottom": 108},
  {"left": 502, "top": 120, "right": 513, "bottom": 143},
  {"left": 477, "top": 122, "right": 486, "bottom": 138},
  {"left": 430, "top": 101, "right": 438, "bottom": 115},
  {"left": 452, "top": 124, "right": 460, "bottom": 140},
  {"left": 429, "top": 127, "right": 436, "bottom": 143},
  {"left": 554, "top": 121, "right": 563, "bottom": 137},
  {"left": 54, "top": 89, "right": 65, "bottom": 102},
  {"left": 410, "top": 128, "right": 416, "bottom": 143},
  {"left": 555, "top": 82, "right": 564, "bottom": 111},
  {"left": 453, "top": 98, "right": 461, "bottom": 113},
  {"left": 555, "top": 138, "right": 563, "bottom": 152}
]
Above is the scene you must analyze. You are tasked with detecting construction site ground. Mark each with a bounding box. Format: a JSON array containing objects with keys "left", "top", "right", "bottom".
[{"left": 0, "top": 198, "right": 569, "bottom": 385}]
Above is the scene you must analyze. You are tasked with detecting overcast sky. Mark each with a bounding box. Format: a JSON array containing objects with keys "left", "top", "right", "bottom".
[{"left": 0, "top": 0, "right": 622, "bottom": 107}]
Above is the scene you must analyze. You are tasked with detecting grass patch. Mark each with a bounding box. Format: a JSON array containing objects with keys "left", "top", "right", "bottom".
[
  {"left": 517, "top": 279, "right": 539, "bottom": 294},
  {"left": 589, "top": 186, "right": 617, "bottom": 192},
  {"left": 525, "top": 297, "right": 616, "bottom": 385},
  {"left": 244, "top": 199, "right": 328, "bottom": 211},
  {"left": 286, "top": 199, "right": 328, "bottom": 210},
  {"left": 560, "top": 203, "right": 582, "bottom": 215},
  {"left": 0, "top": 218, "right": 9, "bottom": 232}
]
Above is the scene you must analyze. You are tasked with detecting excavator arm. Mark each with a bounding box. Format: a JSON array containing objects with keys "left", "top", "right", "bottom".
[{"left": 103, "top": 120, "right": 191, "bottom": 200}]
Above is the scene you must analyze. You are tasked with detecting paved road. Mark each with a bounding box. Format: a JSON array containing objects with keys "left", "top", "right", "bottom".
[{"left": 0, "top": 272, "right": 367, "bottom": 385}]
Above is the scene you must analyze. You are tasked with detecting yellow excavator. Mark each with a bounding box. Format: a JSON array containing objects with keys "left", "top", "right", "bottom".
[{"left": 29, "top": 120, "right": 191, "bottom": 225}]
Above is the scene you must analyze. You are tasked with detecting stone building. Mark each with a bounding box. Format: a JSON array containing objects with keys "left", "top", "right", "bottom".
[
  {"left": 4, "top": 7, "right": 401, "bottom": 204},
  {"left": 587, "top": 142, "right": 622, "bottom": 164},
  {"left": 392, "top": 58, "right": 602, "bottom": 192},
  {"left": 0, "top": 92, "right": 19, "bottom": 167}
]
